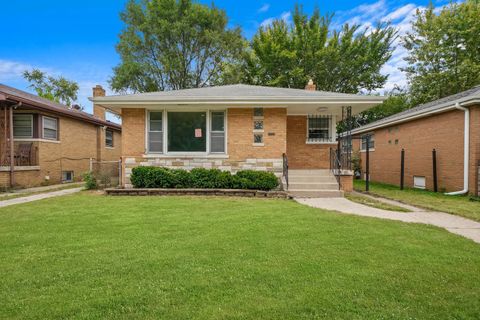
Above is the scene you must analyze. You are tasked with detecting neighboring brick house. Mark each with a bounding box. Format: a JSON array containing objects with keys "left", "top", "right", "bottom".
[
  {"left": 90, "top": 82, "right": 384, "bottom": 192},
  {"left": 0, "top": 84, "right": 121, "bottom": 188},
  {"left": 350, "top": 86, "right": 480, "bottom": 196}
]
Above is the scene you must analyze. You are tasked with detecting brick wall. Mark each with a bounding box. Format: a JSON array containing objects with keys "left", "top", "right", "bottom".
[
  {"left": 228, "top": 108, "right": 287, "bottom": 160},
  {"left": 120, "top": 108, "right": 287, "bottom": 187},
  {"left": 353, "top": 108, "right": 473, "bottom": 193},
  {"left": 286, "top": 115, "right": 333, "bottom": 169},
  {"left": 121, "top": 108, "right": 145, "bottom": 157}
]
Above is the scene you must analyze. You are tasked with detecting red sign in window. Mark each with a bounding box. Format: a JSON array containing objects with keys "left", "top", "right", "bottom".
[{"left": 195, "top": 128, "right": 202, "bottom": 138}]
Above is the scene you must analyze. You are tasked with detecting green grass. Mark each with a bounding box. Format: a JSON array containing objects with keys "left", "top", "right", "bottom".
[
  {"left": 345, "top": 192, "right": 411, "bottom": 212},
  {"left": 354, "top": 179, "right": 480, "bottom": 221},
  {"left": 1, "top": 193, "right": 479, "bottom": 319}
]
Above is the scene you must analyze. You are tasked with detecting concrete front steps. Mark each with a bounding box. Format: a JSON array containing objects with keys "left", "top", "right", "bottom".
[{"left": 287, "top": 169, "right": 343, "bottom": 198}]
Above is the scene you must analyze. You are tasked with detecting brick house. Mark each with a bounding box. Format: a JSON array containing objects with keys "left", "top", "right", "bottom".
[
  {"left": 0, "top": 84, "right": 121, "bottom": 188},
  {"left": 91, "top": 82, "right": 384, "bottom": 195},
  {"left": 350, "top": 86, "right": 480, "bottom": 196}
]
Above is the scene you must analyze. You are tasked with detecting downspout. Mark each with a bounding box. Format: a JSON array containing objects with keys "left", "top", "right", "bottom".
[{"left": 445, "top": 102, "right": 469, "bottom": 195}]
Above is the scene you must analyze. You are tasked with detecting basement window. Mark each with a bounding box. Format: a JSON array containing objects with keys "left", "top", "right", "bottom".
[
  {"left": 62, "top": 171, "right": 74, "bottom": 183},
  {"left": 414, "top": 176, "right": 426, "bottom": 189}
]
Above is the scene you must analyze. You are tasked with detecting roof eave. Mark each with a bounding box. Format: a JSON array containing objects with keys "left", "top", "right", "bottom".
[{"left": 350, "top": 99, "right": 479, "bottom": 135}]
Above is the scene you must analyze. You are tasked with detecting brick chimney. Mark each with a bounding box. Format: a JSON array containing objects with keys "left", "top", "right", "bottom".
[
  {"left": 92, "top": 85, "right": 106, "bottom": 120},
  {"left": 305, "top": 79, "right": 316, "bottom": 91}
]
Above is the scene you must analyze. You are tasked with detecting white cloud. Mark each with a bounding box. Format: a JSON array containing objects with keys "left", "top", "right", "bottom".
[
  {"left": 0, "top": 59, "right": 33, "bottom": 82},
  {"left": 260, "top": 11, "right": 291, "bottom": 28},
  {"left": 331, "top": 0, "right": 447, "bottom": 93},
  {"left": 257, "top": 4, "right": 270, "bottom": 13}
]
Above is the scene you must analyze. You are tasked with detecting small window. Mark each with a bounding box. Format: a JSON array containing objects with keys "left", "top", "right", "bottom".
[
  {"left": 62, "top": 171, "right": 74, "bottom": 183},
  {"left": 307, "top": 116, "right": 331, "bottom": 142},
  {"left": 254, "top": 120, "right": 264, "bottom": 130},
  {"left": 253, "top": 108, "right": 264, "bottom": 118},
  {"left": 13, "top": 114, "right": 33, "bottom": 138},
  {"left": 361, "top": 134, "right": 375, "bottom": 150},
  {"left": 254, "top": 133, "right": 263, "bottom": 144},
  {"left": 43, "top": 116, "right": 58, "bottom": 140},
  {"left": 148, "top": 111, "right": 163, "bottom": 153},
  {"left": 105, "top": 129, "right": 114, "bottom": 147},
  {"left": 414, "top": 176, "right": 426, "bottom": 189}
]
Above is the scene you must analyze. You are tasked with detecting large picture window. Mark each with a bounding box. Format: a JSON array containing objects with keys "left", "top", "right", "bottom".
[
  {"left": 13, "top": 114, "right": 33, "bottom": 138},
  {"left": 168, "top": 112, "right": 206, "bottom": 152}
]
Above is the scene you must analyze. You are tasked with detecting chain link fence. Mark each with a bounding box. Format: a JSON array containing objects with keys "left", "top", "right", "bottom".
[{"left": 90, "top": 159, "right": 121, "bottom": 188}]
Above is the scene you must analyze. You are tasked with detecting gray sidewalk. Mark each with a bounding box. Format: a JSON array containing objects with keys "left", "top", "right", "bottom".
[
  {"left": 0, "top": 188, "right": 83, "bottom": 208},
  {"left": 296, "top": 197, "right": 480, "bottom": 244}
]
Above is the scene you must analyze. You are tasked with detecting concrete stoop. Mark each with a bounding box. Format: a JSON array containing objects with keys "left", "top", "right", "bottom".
[{"left": 287, "top": 169, "right": 343, "bottom": 198}]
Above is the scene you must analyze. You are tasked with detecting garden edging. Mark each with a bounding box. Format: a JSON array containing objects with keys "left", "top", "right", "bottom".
[{"left": 105, "top": 188, "right": 291, "bottom": 198}]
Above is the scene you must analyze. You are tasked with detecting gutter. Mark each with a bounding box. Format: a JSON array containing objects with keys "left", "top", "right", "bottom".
[{"left": 445, "top": 102, "right": 469, "bottom": 195}]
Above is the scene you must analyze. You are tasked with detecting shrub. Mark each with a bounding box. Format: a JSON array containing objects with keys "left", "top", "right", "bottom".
[
  {"left": 129, "top": 167, "right": 279, "bottom": 190},
  {"left": 83, "top": 172, "right": 97, "bottom": 190},
  {"left": 235, "top": 170, "right": 279, "bottom": 190}
]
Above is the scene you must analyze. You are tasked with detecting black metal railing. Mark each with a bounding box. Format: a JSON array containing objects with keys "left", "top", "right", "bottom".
[
  {"left": 329, "top": 148, "right": 341, "bottom": 190},
  {"left": 282, "top": 153, "right": 289, "bottom": 190}
]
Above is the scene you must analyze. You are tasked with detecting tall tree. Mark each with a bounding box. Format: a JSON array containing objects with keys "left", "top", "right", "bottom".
[
  {"left": 222, "top": 6, "right": 396, "bottom": 93},
  {"left": 23, "top": 69, "right": 79, "bottom": 106},
  {"left": 110, "top": 0, "right": 245, "bottom": 93},
  {"left": 402, "top": 0, "right": 480, "bottom": 105}
]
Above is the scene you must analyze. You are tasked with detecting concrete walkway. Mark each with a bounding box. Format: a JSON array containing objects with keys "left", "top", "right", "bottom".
[
  {"left": 0, "top": 187, "right": 83, "bottom": 208},
  {"left": 0, "top": 182, "right": 83, "bottom": 198},
  {"left": 296, "top": 197, "right": 480, "bottom": 244}
]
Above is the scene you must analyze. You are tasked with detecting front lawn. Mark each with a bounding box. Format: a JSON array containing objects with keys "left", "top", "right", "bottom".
[
  {"left": 354, "top": 179, "right": 480, "bottom": 221},
  {"left": 1, "top": 193, "right": 479, "bottom": 319}
]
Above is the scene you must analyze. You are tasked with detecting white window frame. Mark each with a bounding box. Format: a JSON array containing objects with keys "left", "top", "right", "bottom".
[
  {"left": 209, "top": 110, "right": 227, "bottom": 154},
  {"left": 13, "top": 114, "right": 33, "bottom": 138},
  {"left": 42, "top": 116, "right": 58, "bottom": 141},
  {"left": 306, "top": 115, "right": 336, "bottom": 144},
  {"left": 146, "top": 108, "right": 227, "bottom": 156},
  {"left": 414, "top": 176, "right": 426, "bottom": 189},
  {"left": 361, "top": 134, "right": 375, "bottom": 152}
]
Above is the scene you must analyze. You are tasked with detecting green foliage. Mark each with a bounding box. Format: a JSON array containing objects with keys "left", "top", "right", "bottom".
[
  {"left": 221, "top": 5, "right": 396, "bottom": 93},
  {"left": 23, "top": 69, "right": 79, "bottom": 106},
  {"left": 130, "top": 167, "right": 279, "bottom": 190},
  {"left": 402, "top": 0, "right": 480, "bottom": 105},
  {"left": 110, "top": 0, "right": 245, "bottom": 93},
  {"left": 82, "top": 172, "right": 97, "bottom": 190}
]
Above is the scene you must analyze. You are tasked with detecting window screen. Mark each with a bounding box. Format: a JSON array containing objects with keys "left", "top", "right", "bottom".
[
  {"left": 13, "top": 114, "right": 33, "bottom": 138},
  {"left": 210, "top": 111, "right": 225, "bottom": 153},
  {"left": 43, "top": 117, "right": 58, "bottom": 140},
  {"left": 168, "top": 112, "right": 206, "bottom": 152}
]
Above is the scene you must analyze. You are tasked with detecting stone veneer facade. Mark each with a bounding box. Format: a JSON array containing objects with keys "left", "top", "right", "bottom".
[{"left": 121, "top": 108, "right": 287, "bottom": 187}]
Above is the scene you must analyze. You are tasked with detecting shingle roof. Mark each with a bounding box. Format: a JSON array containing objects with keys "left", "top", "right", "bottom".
[
  {"left": 0, "top": 83, "right": 121, "bottom": 130},
  {"left": 351, "top": 85, "right": 480, "bottom": 134},
  {"left": 91, "top": 84, "right": 384, "bottom": 103}
]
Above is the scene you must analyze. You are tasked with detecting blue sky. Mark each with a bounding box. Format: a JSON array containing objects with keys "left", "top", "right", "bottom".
[{"left": 0, "top": 0, "right": 449, "bottom": 115}]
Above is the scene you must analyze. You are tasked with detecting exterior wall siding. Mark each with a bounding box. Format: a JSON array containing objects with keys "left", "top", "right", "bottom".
[
  {"left": 352, "top": 108, "right": 480, "bottom": 194},
  {"left": 286, "top": 115, "right": 334, "bottom": 169}
]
